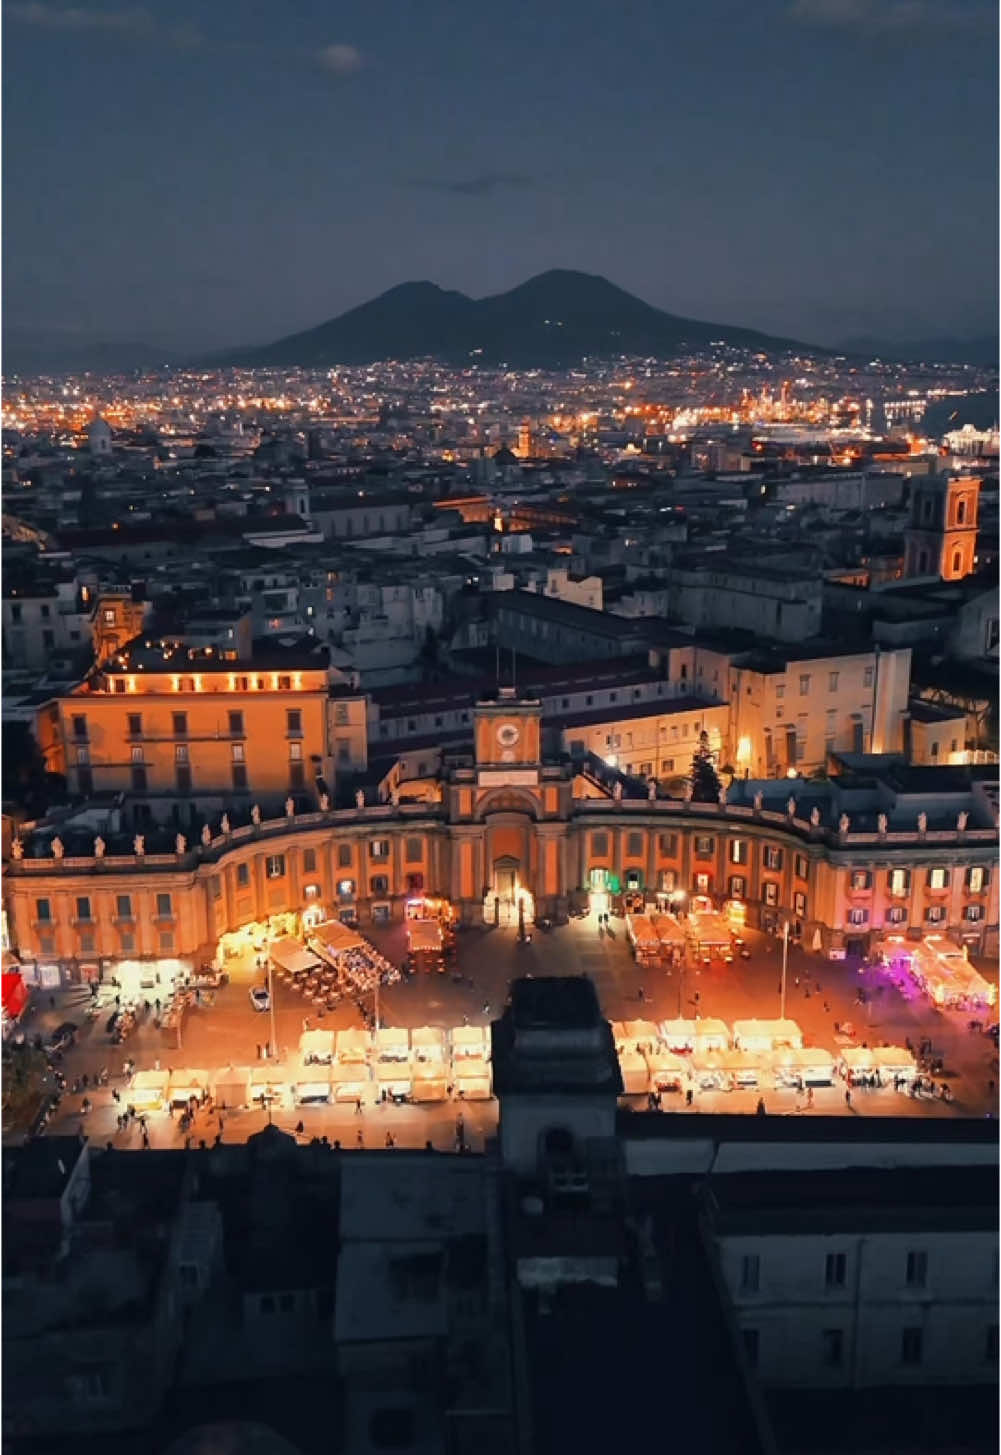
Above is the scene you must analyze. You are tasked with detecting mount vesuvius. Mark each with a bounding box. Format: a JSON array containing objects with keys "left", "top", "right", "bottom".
[{"left": 212, "top": 270, "right": 818, "bottom": 368}]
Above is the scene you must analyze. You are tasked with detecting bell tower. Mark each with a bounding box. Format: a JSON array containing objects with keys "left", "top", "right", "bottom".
[
  {"left": 904, "top": 476, "right": 980, "bottom": 581},
  {"left": 473, "top": 687, "right": 542, "bottom": 778}
]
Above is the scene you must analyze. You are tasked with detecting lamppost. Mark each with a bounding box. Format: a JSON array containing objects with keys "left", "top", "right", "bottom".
[
  {"left": 671, "top": 892, "right": 687, "bottom": 1017},
  {"left": 779, "top": 919, "right": 790, "bottom": 1021},
  {"left": 267, "top": 948, "right": 277, "bottom": 1060}
]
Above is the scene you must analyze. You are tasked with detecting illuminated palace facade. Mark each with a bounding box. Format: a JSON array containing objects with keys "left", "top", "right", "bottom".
[{"left": 4, "top": 692, "right": 998, "bottom": 983}]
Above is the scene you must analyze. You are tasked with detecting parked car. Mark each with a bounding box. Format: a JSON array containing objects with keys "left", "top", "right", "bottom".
[
  {"left": 49, "top": 1022, "right": 78, "bottom": 1052},
  {"left": 249, "top": 986, "right": 270, "bottom": 1013}
]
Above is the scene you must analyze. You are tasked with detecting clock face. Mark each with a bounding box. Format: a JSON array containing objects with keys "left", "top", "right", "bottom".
[{"left": 496, "top": 722, "right": 521, "bottom": 749}]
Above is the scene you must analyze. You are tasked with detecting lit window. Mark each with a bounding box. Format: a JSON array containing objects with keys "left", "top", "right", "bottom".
[{"left": 266, "top": 855, "right": 286, "bottom": 879}]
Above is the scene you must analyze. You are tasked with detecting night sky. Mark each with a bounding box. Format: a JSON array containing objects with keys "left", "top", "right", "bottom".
[{"left": 4, "top": 0, "right": 998, "bottom": 352}]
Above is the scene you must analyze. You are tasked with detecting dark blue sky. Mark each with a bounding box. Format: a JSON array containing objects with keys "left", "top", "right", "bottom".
[{"left": 4, "top": 0, "right": 998, "bottom": 351}]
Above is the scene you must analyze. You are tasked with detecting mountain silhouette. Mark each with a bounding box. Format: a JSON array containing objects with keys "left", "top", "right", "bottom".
[{"left": 212, "top": 270, "right": 818, "bottom": 367}]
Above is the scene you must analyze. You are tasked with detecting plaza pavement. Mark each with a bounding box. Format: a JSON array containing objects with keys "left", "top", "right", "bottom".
[{"left": 13, "top": 914, "right": 998, "bottom": 1150}]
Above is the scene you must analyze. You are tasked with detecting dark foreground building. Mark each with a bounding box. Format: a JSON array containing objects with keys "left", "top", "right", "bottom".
[{"left": 3, "top": 978, "right": 997, "bottom": 1455}]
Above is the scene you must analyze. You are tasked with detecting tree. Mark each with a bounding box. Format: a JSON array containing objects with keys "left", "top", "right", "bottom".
[{"left": 689, "top": 730, "right": 722, "bottom": 804}]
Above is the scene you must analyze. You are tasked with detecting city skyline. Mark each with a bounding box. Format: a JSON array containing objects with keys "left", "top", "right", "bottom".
[{"left": 3, "top": 0, "right": 998, "bottom": 355}]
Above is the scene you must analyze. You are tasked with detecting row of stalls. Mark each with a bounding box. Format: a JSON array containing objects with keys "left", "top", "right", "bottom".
[
  {"left": 625, "top": 913, "right": 686, "bottom": 967},
  {"left": 686, "top": 900, "right": 735, "bottom": 963},
  {"left": 610, "top": 1015, "right": 918, "bottom": 1095},
  {"left": 405, "top": 898, "right": 456, "bottom": 973},
  {"left": 882, "top": 935, "right": 997, "bottom": 1013}
]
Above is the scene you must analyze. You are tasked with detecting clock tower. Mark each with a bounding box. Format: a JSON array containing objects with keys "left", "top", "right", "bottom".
[{"left": 473, "top": 687, "right": 543, "bottom": 784}]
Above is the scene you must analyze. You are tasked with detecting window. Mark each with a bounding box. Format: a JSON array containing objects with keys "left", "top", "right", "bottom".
[
  {"left": 965, "top": 905, "right": 983, "bottom": 922},
  {"left": 232, "top": 763, "right": 248, "bottom": 789},
  {"left": 286, "top": 709, "right": 302, "bottom": 736},
  {"left": 793, "top": 891, "right": 807, "bottom": 918},
  {"left": 740, "top": 1255, "right": 760, "bottom": 1293},
  {"left": 130, "top": 745, "right": 144, "bottom": 764},
  {"left": 729, "top": 876, "right": 747, "bottom": 899},
  {"left": 901, "top": 1327, "right": 923, "bottom": 1366},
  {"left": 925, "top": 906, "right": 945, "bottom": 924},
  {"left": 763, "top": 881, "right": 779, "bottom": 907},
  {"left": 371, "top": 875, "right": 389, "bottom": 895},
  {"left": 210, "top": 877, "right": 222, "bottom": 900},
  {"left": 968, "top": 867, "right": 987, "bottom": 893},
  {"left": 175, "top": 743, "right": 189, "bottom": 763},
  {"left": 825, "top": 1253, "right": 846, "bottom": 1288},
  {"left": 592, "top": 832, "right": 609, "bottom": 857},
  {"left": 266, "top": 855, "right": 285, "bottom": 879},
  {"left": 176, "top": 766, "right": 192, "bottom": 792},
  {"left": 78, "top": 766, "right": 93, "bottom": 795},
  {"left": 303, "top": 848, "right": 317, "bottom": 873},
  {"left": 763, "top": 846, "right": 783, "bottom": 870},
  {"left": 229, "top": 710, "right": 244, "bottom": 735},
  {"left": 905, "top": 1251, "right": 927, "bottom": 1289},
  {"left": 658, "top": 833, "right": 678, "bottom": 856},
  {"left": 334, "top": 702, "right": 349, "bottom": 725},
  {"left": 370, "top": 840, "right": 390, "bottom": 860},
  {"left": 35, "top": 898, "right": 52, "bottom": 924},
  {"left": 405, "top": 837, "right": 422, "bottom": 863},
  {"left": 156, "top": 892, "right": 172, "bottom": 919},
  {"left": 338, "top": 879, "right": 356, "bottom": 899},
  {"left": 72, "top": 714, "right": 88, "bottom": 740},
  {"left": 927, "top": 868, "right": 949, "bottom": 890},
  {"left": 76, "top": 746, "right": 90, "bottom": 765},
  {"left": 863, "top": 665, "right": 875, "bottom": 688},
  {"left": 231, "top": 743, "right": 245, "bottom": 763},
  {"left": 850, "top": 870, "right": 871, "bottom": 891},
  {"left": 742, "top": 1329, "right": 759, "bottom": 1368},
  {"left": 131, "top": 766, "right": 147, "bottom": 791},
  {"left": 887, "top": 906, "right": 906, "bottom": 924},
  {"left": 173, "top": 712, "right": 188, "bottom": 736},
  {"left": 888, "top": 869, "right": 910, "bottom": 896},
  {"left": 848, "top": 908, "right": 869, "bottom": 926},
  {"left": 730, "top": 840, "right": 749, "bottom": 865},
  {"left": 338, "top": 844, "right": 352, "bottom": 868},
  {"left": 75, "top": 897, "right": 92, "bottom": 923},
  {"left": 822, "top": 1329, "right": 844, "bottom": 1367},
  {"left": 658, "top": 869, "right": 676, "bottom": 893},
  {"left": 116, "top": 894, "right": 132, "bottom": 919},
  {"left": 694, "top": 836, "right": 715, "bottom": 859},
  {"left": 828, "top": 671, "right": 839, "bottom": 691},
  {"left": 127, "top": 713, "right": 143, "bottom": 737},
  {"left": 289, "top": 741, "right": 303, "bottom": 761},
  {"left": 237, "top": 863, "right": 250, "bottom": 888},
  {"left": 775, "top": 683, "right": 785, "bottom": 700},
  {"left": 626, "top": 832, "right": 643, "bottom": 858},
  {"left": 799, "top": 675, "right": 811, "bottom": 696},
  {"left": 289, "top": 762, "right": 305, "bottom": 789},
  {"left": 159, "top": 931, "right": 174, "bottom": 952},
  {"left": 795, "top": 854, "right": 808, "bottom": 879}
]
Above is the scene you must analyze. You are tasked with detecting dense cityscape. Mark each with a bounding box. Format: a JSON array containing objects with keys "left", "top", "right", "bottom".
[{"left": 2, "top": 0, "right": 998, "bottom": 1451}]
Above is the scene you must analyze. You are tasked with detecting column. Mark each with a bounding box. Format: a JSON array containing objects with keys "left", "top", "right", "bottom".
[{"left": 646, "top": 824, "right": 658, "bottom": 896}]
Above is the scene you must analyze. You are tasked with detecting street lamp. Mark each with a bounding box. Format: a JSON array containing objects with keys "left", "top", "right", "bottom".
[
  {"left": 779, "top": 919, "right": 790, "bottom": 1021},
  {"left": 266, "top": 942, "right": 277, "bottom": 1061}
]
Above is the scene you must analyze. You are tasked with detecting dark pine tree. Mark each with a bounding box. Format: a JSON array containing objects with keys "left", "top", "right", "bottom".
[{"left": 689, "top": 730, "right": 722, "bottom": 803}]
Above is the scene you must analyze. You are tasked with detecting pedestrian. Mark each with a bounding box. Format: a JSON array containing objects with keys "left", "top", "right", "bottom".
[
  {"left": 806, "top": 1088, "right": 814, "bottom": 1109},
  {"left": 755, "top": 1098, "right": 766, "bottom": 1116},
  {"left": 638, "top": 986, "right": 645, "bottom": 1003},
  {"left": 154, "top": 1059, "right": 161, "bottom": 1072},
  {"left": 355, "top": 1097, "right": 363, "bottom": 1115},
  {"left": 112, "top": 1088, "right": 120, "bottom": 1103},
  {"left": 49, "top": 995, "right": 56, "bottom": 1010},
  {"left": 385, "top": 1132, "right": 395, "bottom": 1148},
  {"left": 356, "top": 1128, "right": 364, "bottom": 1148},
  {"left": 685, "top": 1088, "right": 693, "bottom": 1107},
  {"left": 142, "top": 1131, "right": 150, "bottom": 1149},
  {"left": 168, "top": 1102, "right": 174, "bottom": 1119},
  {"left": 845, "top": 1089, "right": 852, "bottom": 1108},
  {"left": 295, "top": 1120, "right": 304, "bottom": 1135},
  {"left": 218, "top": 1115, "right": 224, "bottom": 1133},
  {"left": 794, "top": 976, "right": 800, "bottom": 989},
  {"left": 303, "top": 1017, "right": 310, "bottom": 1032},
  {"left": 155, "top": 998, "right": 161, "bottom": 1014},
  {"left": 482, "top": 1002, "right": 490, "bottom": 1016}
]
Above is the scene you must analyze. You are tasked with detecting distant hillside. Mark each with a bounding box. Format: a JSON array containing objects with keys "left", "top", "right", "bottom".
[
  {"left": 2, "top": 327, "right": 176, "bottom": 377},
  {"left": 211, "top": 269, "right": 820, "bottom": 368},
  {"left": 838, "top": 334, "right": 999, "bottom": 367}
]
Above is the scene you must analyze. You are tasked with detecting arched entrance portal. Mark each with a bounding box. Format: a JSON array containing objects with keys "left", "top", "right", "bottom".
[{"left": 483, "top": 855, "right": 535, "bottom": 927}]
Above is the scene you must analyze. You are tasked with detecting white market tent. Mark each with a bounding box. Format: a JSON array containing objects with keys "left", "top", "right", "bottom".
[
  {"left": 270, "top": 937, "right": 322, "bottom": 976},
  {"left": 733, "top": 1018, "right": 804, "bottom": 1053},
  {"left": 693, "top": 1018, "right": 730, "bottom": 1055},
  {"left": 690, "top": 1052, "right": 728, "bottom": 1088},
  {"left": 375, "top": 1060, "right": 413, "bottom": 1096},
  {"left": 617, "top": 1047, "right": 649, "bottom": 1095},
  {"left": 167, "top": 1069, "right": 211, "bottom": 1104},
  {"left": 411, "top": 1026, "right": 446, "bottom": 1059},
  {"left": 374, "top": 1026, "right": 410, "bottom": 1060},
  {"left": 299, "top": 1029, "right": 335, "bottom": 1063},
  {"left": 658, "top": 1018, "right": 697, "bottom": 1052},
  {"left": 871, "top": 1046, "right": 918, "bottom": 1080},
  {"left": 719, "top": 1049, "right": 761, "bottom": 1086},
  {"left": 250, "top": 1067, "right": 289, "bottom": 1102},
  {"left": 330, "top": 1060, "right": 370, "bottom": 1102},
  {"left": 626, "top": 915, "right": 661, "bottom": 958},
  {"left": 412, "top": 1062, "right": 450, "bottom": 1102},
  {"left": 336, "top": 1028, "right": 371, "bottom": 1064},
  {"left": 454, "top": 1055, "right": 492, "bottom": 1099},
  {"left": 213, "top": 1066, "right": 252, "bottom": 1107},
  {"left": 841, "top": 1047, "right": 875, "bottom": 1076},
  {"left": 407, "top": 920, "right": 443, "bottom": 954},
  {"left": 293, "top": 1064, "right": 333, "bottom": 1103},
  {"left": 771, "top": 1047, "right": 835, "bottom": 1086},
  {"left": 622, "top": 1019, "right": 660, "bottom": 1049},
  {"left": 132, "top": 1068, "right": 170, "bottom": 1108},
  {"left": 450, "top": 1025, "right": 490, "bottom": 1059},
  {"left": 649, "top": 913, "right": 686, "bottom": 951},
  {"left": 643, "top": 1048, "right": 688, "bottom": 1088}
]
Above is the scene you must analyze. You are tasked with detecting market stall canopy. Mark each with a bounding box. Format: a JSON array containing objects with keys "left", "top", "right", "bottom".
[
  {"left": 250, "top": 1067, "right": 288, "bottom": 1091},
  {"left": 871, "top": 1046, "right": 917, "bottom": 1074},
  {"left": 407, "top": 921, "right": 443, "bottom": 953},
  {"left": 133, "top": 1069, "right": 170, "bottom": 1094},
  {"left": 331, "top": 1061, "right": 371, "bottom": 1084},
  {"left": 719, "top": 1049, "right": 760, "bottom": 1073},
  {"left": 293, "top": 1065, "right": 333, "bottom": 1091},
  {"left": 1, "top": 972, "right": 29, "bottom": 1021},
  {"left": 336, "top": 1029, "right": 371, "bottom": 1060},
  {"left": 649, "top": 914, "right": 685, "bottom": 945},
  {"left": 167, "top": 1070, "right": 210, "bottom": 1098},
  {"left": 375, "top": 1061, "right": 412, "bottom": 1085},
  {"left": 450, "top": 1025, "right": 489, "bottom": 1056},
  {"left": 733, "top": 1018, "right": 803, "bottom": 1050},
  {"left": 643, "top": 1048, "right": 688, "bottom": 1078},
  {"left": 213, "top": 1067, "right": 252, "bottom": 1104},
  {"left": 693, "top": 1018, "right": 730, "bottom": 1048},
  {"left": 299, "top": 1029, "right": 335, "bottom": 1060},
  {"left": 626, "top": 915, "right": 660, "bottom": 948},
  {"left": 658, "top": 1018, "right": 698, "bottom": 1048},
  {"left": 411, "top": 1026, "right": 446, "bottom": 1053},
  {"left": 842, "top": 1047, "right": 876, "bottom": 1072},
  {"left": 374, "top": 1027, "right": 410, "bottom": 1054},
  {"left": 772, "top": 1048, "right": 834, "bottom": 1073},
  {"left": 270, "top": 938, "right": 322, "bottom": 976},
  {"left": 686, "top": 911, "right": 732, "bottom": 946},
  {"left": 617, "top": 1047, "right": 649, "bottom": 1093},
  {"left": 623, "top": 1019, "right": 660, "bottom": 1046},
  {"left": 309, "top": 921, "right": 364, "bottom": 955},
  {"left": 412, "top": 1075, "right": 449, "bottom": 1102}
]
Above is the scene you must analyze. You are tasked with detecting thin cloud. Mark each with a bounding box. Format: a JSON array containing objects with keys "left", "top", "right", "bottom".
[
  {"left": 788, "top": 0, "right": 994, "bottom": 30},
  {"left": 5, "top": 3, "right": 201, "bottom": 47},
  {"left": 317, "top": 43, "right": 363, "bottom": 75},
  {"left": 410, "top": 172, "right": 537, "bottom": 197}
]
